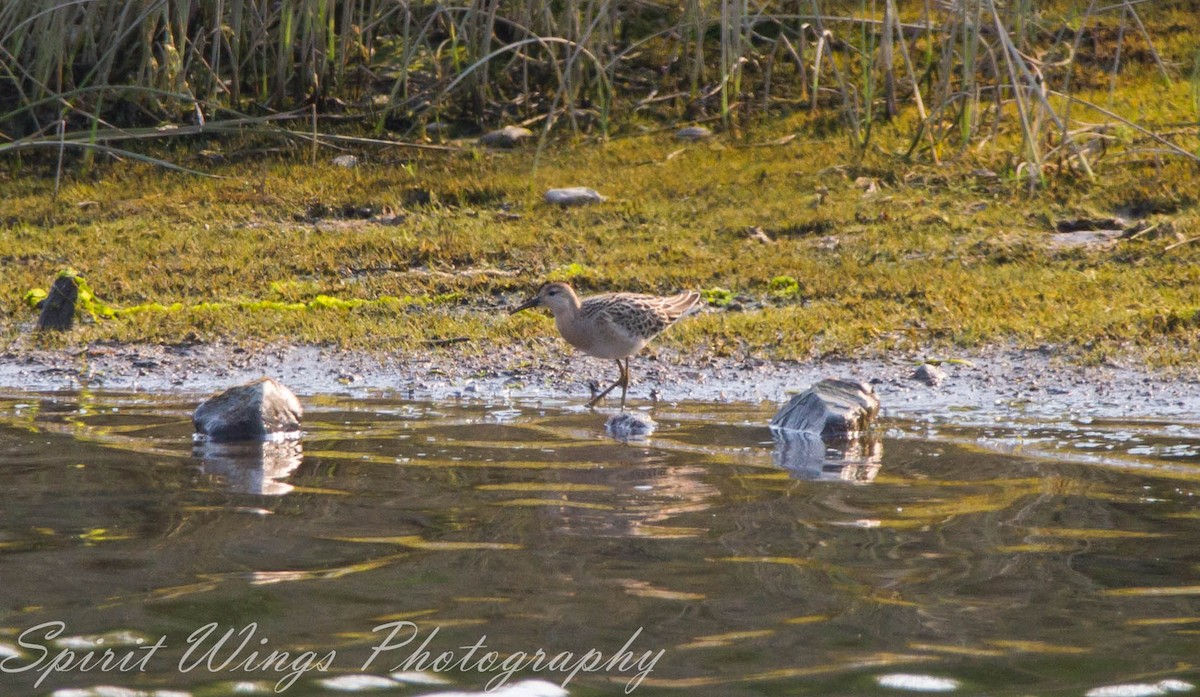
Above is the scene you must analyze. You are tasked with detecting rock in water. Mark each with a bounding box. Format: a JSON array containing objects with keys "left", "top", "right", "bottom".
[
  {"left": 770, "top": 378, "right": 880, "bottom": 439},
  {"left": 36, "top": 274, "right": 79, "bottom": 331},
  {"left": 543, "top": 187, "right": 605, "bottom": 207},
  {"left": 605, "top": 412, "right": 656, "bottom": 441},
  {"left": 479, "top": 125, "right": 533, "bottom": 148},
  {"left": 193, "top": 377, "right": 303, "bottom": 442}
]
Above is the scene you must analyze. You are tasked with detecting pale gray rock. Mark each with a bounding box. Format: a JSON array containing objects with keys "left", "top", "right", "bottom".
[
  {"left": 675, "top": 125, "right": 713, "bottom": 141},
  {"left": 911, "top": 363, "right": 947, "bottom": 386},
  {"left": 331, "top": 154, "right": 359, "bottom": 168},
  {"left": 193, "top": 377, "right": 303, "bottom": 441},
  {"left": 479, "top": 125, "right": 533, "bottom": 148},
  {"left": 769, "top": 378, "right": 880, "bottom": 438},
  {"left": 544, "top": 187, "right": 605, "bottom": 207}
]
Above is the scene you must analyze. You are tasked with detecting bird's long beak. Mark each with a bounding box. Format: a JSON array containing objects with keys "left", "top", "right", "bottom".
[{"left": 510, "top": 296, "right": 540, "bottom": 315}]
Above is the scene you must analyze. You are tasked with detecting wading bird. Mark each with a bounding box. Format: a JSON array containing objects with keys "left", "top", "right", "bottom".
[{"left": 511, "top": 281, "right": 702, "bottom": 408}]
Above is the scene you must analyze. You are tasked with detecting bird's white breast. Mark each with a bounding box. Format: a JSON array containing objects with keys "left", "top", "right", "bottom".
[{"left": 557, "top": 313, "right": 645, "bottom": 359}]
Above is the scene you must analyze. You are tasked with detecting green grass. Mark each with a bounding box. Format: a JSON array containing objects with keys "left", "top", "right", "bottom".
[{"left": 3, "top": 104, "right": 1200, "bottom": 365}]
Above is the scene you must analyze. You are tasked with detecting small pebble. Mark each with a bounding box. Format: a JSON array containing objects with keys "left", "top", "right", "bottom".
[
  {"left": 543, "top": 187, "right": 605, "bottom": 207},
  {"left": 479, "top": 126, "right": 533, "bottom": 148},
  {"left": 675, "top": 125, "right": 713, "bottom": 141}
]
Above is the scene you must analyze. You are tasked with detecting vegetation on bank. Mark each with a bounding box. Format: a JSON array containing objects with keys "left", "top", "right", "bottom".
[
  {"left": 1, "top": 1, "right": 1199, "bottom": 364},
  {"left": 4, "top": 1, "right": 1200, "bottom": 180},
  {"left": 3, "top": 113, "right": 1200, "bottom": 364}
]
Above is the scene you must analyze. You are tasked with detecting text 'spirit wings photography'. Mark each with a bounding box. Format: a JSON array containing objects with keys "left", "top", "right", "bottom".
[{"left": 4, "top": 621, "right": 661, "bottom": 693}]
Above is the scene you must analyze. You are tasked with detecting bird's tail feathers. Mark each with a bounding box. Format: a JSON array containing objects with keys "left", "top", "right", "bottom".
[{"left": 666, "top": 290, "right": 704, "bottom": 320}]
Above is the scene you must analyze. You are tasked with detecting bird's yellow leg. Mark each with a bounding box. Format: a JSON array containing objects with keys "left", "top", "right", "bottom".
[
  {"left": 618, "top": 358, "right": 630, "bottom": 410},
  {"left": 586, "top": 360, "right": 625, "bottom": 408}
]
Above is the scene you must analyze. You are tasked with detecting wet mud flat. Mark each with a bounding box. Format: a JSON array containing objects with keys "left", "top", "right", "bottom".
[{"left": 0, "top": 342, "right": 1197, "bottom": 421}]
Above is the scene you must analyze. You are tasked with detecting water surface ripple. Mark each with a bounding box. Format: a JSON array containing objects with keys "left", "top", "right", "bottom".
[{"left": 0, "top": 391, "right": 1197, "bottom": 697}]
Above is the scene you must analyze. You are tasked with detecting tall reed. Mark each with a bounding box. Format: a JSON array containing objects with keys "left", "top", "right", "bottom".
[{"left": 1, "top": 0, "right": 1195, "bottom": 181}]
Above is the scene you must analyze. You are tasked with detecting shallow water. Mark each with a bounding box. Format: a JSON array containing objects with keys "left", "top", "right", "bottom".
[{"left": 1, "top": 391, "right": 1199, "bottom": 697}]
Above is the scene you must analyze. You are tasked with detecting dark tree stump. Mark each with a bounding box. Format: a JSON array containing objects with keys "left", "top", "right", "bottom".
[{"left": 36, "top": 275, "right": 79, "bottom": 331}]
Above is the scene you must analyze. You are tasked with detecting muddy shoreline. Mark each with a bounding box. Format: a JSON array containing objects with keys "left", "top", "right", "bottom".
[{"left": 1, "top": 341, "right": 1197, "bottom": 422}]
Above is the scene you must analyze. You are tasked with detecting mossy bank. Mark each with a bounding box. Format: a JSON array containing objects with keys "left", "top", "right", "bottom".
[{"left": 3, "top": 110, "right": 1200, "bottom": 368}]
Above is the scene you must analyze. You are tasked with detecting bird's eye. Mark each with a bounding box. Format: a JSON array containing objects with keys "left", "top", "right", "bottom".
[{"left": 547, "top": 288, "right": 558, "bottom": 295}]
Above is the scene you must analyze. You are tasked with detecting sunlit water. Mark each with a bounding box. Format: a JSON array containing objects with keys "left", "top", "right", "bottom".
[{"left": 1, "top": 391, "right": 1199, "bottom": 697}]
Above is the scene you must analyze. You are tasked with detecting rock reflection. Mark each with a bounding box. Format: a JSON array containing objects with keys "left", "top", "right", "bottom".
[
  {"left": 194, "top": 438, "right": 304, "bottom": 495},
  {"left": 771, "top": 430, "right": 882, "bottom": 483}
]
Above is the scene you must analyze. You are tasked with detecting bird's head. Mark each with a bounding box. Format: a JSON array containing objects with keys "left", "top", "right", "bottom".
[{"left": 510, "top": 281, "right": 577, "bottom": 316}]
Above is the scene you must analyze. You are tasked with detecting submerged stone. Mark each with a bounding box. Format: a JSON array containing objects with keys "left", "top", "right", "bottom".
[
  {"left": 318, "top": 674, "right": 398, "bottom": 691},
  {"left": 36, "top": 274, "right": 79, "bottom": 331},
  {"left": 875, "top": 673, "right": 961, "bottom": 692},
  {"left": 769, "top": 378, "right": 879, "bottom": 439},
  {"left": 544, "top": 187, "right": 605, "bottom": 207},
  {"left": 605, "top": 412, "right": 656, "bottom": 441},
  {"left": 193, "top": 377, "right": 303, "bottom": 442}
]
